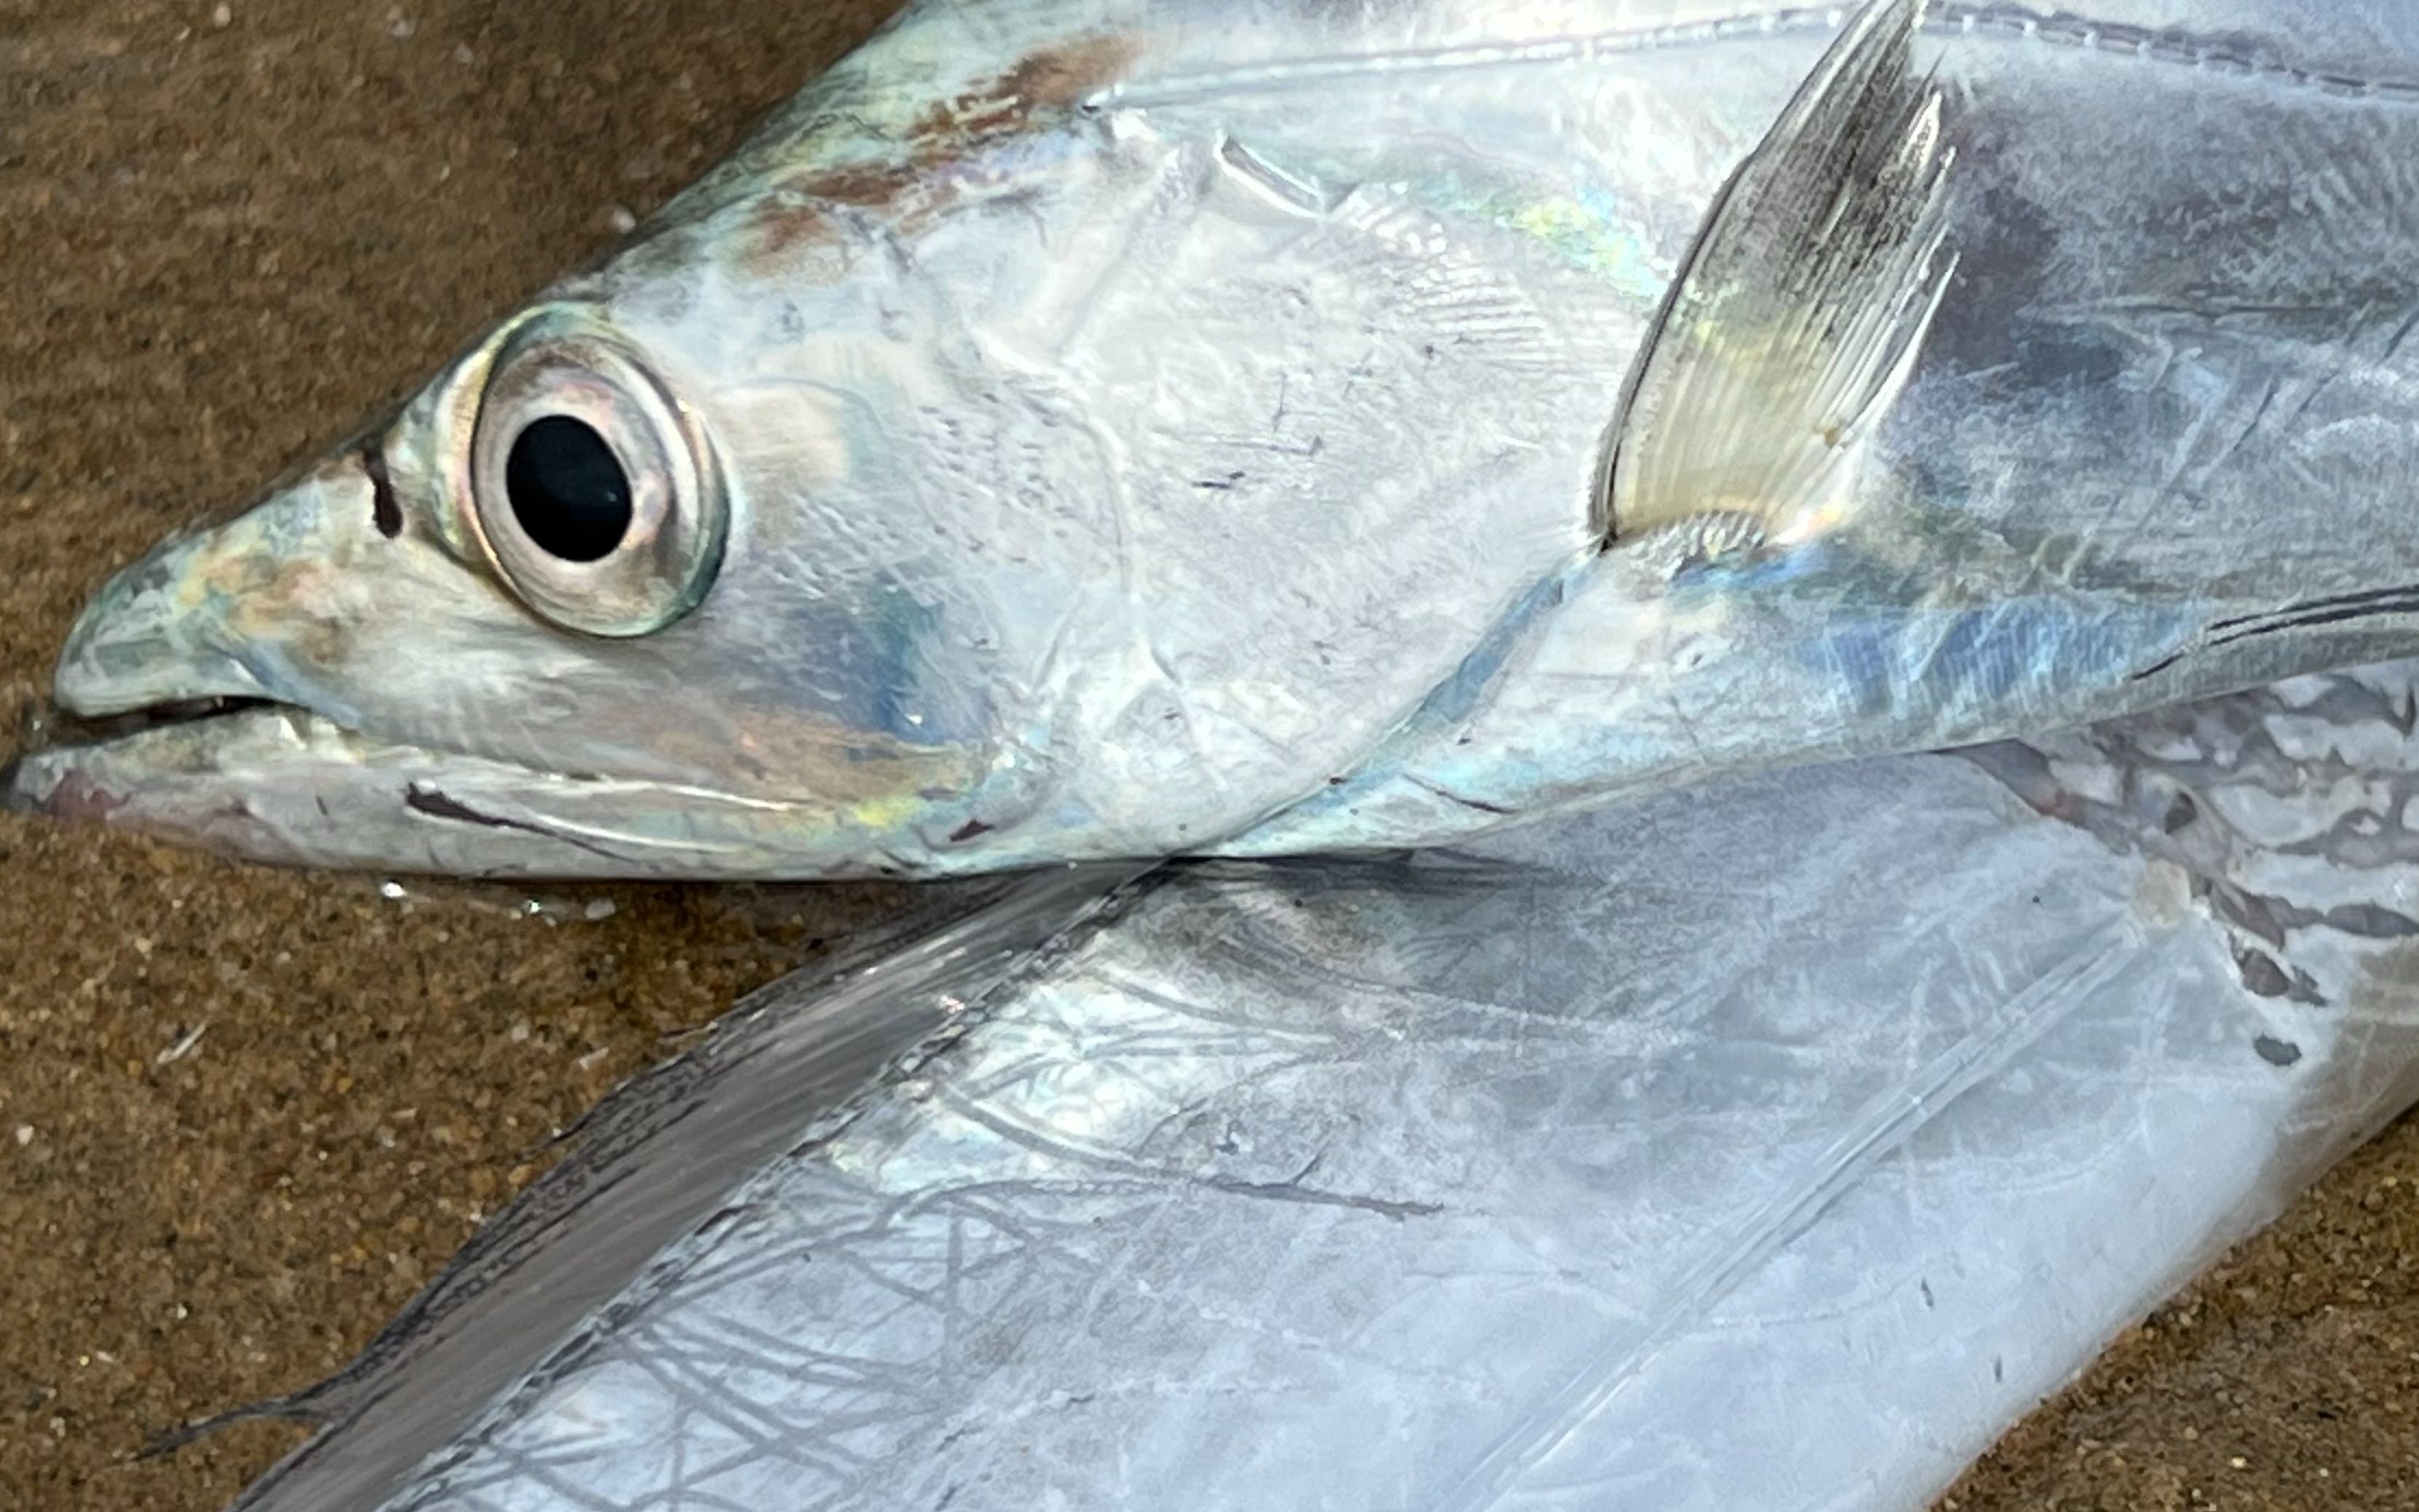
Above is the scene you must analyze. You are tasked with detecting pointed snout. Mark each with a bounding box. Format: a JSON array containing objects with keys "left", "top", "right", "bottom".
[{"left": 52, "top": 451, "right": 389, "bottom": 722}]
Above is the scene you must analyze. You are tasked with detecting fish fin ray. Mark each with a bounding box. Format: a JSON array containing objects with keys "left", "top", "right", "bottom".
[{"left": 1598, "top": 0, "right": 1957, "bottom": 555}]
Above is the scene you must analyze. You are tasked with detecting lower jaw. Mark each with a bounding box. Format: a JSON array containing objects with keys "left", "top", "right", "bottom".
[
  {"left": 0, "top": 704, "right": 932, "bottom": 881},
  {"left": 0, "top": 703, "right": 586, "bottom": 874}
]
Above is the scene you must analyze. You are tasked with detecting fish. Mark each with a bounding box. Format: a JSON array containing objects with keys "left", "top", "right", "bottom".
[
  {"left": 15, "top": 0, "right": 2419, "bottom": 878},
  {"left": 16, "top": 3, "right": 2419, "bottom": 1510}
]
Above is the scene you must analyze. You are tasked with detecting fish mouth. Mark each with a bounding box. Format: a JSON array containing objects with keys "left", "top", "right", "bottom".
[
  {"left": 5, "top": 695, "right": 421, "bottom": 843},
  {"left": 7, "top": 694, "right": 358, "bottom": 823},
  {"left": 6, "top": 692, "right": 575, "bottom": 865},
  {"left": 17, "top": 694, "right": 289, "bottom": 753},
  {"left": 5, "top": 695, "right": 602, "bottom": 872},
  {"left": 3, "top": 695, "right": 279, "bottom": 821}
]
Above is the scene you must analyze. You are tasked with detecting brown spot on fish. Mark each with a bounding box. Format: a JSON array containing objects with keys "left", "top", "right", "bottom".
[
  {"left": 43, "top": 772, "right": 127, "bottom": 824},
  {"left": 737, "top": 164, "right": 932, "bottom": 278},
  {"left": 948, "top": 818, "right": 993, "bottom": 843},
  {"left": 740, "top": 193, "right": 859, "bottom": 278},
  {"left": 223, "top": 558, "right": 356, "bottom": 673},
  {"left": 950, "top": 33, "right": 1140, "bottom": 124},
  {"left": 790, "top": 161, "right": 927, "bottom": 210},
  {"left": 740, "top": 33, "right": 1140, "bottom": 278}
]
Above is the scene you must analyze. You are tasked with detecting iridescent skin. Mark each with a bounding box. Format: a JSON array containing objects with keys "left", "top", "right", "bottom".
[{"left": 12, "top": 0, "right": 2419, "bottom": 877}]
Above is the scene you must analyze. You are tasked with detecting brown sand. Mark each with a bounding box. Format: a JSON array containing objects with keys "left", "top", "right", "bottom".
[{"left": 1, "top": 3, "right": 2416, "bottom": 1509}]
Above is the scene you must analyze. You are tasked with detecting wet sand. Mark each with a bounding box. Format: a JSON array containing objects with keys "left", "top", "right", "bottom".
[{"left": 2, "top": 3, "right": 2416, "bottom": 1508}]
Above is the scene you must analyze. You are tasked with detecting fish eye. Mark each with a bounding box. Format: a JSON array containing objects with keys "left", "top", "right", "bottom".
[
  {"left": 505, "top": 415, "right": 632, "bottom": 563},
  {"left": 465, "top": 313, "right": 726, "bottom": 637}
]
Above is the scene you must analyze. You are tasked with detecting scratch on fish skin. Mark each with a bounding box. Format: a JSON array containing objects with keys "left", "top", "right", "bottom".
[
  {"left": 2272, "top": 291, "right": 2419, "bottom": 442},
  {"left": 401, "top": 783, "right": 627, "bottom": 863},
  {"left": 1405, "top": 775, "right": 1514, "bottom": 817},
  {"left": 2103, "top": 284, "right": 2419, "bottom": 546},
  {"left": 1428, "top": 892, "right": 2143, "bottom": 1511},
  {"left": 1204, "top": 1173, "right": 1444, "bottom": 1220},
  {"left": 2192, "top": 372, "right": 2282, "bottom": 497},
  {"left": 1097, "top": 7, "right": 2419, "bottom": 113},
  {"left": 2383, "top": 300, "right": 2419, "bottom": 363},
  {"left": 936, "top": 1089, "right": 1443, "bottom": 1222}
]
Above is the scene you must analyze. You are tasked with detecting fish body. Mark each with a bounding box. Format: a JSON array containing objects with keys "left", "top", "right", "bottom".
[
  {"left": 17, "top": 5, "right": 2419, "bottom": 1510},
  {"left": 14, "top": 0, "right": 2419, "bottom": 880}
]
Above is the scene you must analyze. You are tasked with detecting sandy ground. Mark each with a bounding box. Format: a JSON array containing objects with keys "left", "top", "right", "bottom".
[{"left": 4, "top": 2, "right": 2419, "bottom": 1510}]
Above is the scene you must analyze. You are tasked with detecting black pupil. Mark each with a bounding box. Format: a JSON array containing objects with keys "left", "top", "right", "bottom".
[{"left": 505, "top": 415, "right": 632, "bottom": 562}]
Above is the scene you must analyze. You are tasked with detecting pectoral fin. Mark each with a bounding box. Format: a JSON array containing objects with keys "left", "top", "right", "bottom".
[{"left": 1599, "top": 0, "right": 1957, "bottom": 559}]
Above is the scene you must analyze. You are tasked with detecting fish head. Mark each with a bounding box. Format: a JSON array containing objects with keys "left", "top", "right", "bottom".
[
  {"left": 4, "top": 28, "right": 1193, "bottom": 879},
  {"left": 9, "top": 291, "right": 1017, "bottom": 879}
]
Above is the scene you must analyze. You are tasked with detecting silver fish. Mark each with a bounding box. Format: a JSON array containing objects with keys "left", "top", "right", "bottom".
[
  {"left": 14, "top": 0, "right": 2419, "bottom": 877},
  {"left": 25, "top": 4, "right": 2419, "bottom": 1511}
]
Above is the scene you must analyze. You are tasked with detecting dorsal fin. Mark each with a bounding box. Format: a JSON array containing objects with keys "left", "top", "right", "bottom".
[{"left": 1598, "top": 0, "right": 1957, "bottom": 556}]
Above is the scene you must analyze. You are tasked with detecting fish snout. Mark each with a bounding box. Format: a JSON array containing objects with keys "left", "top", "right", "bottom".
[{"left": 53, "top": 449, "right": 391, "bottom": 724}]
